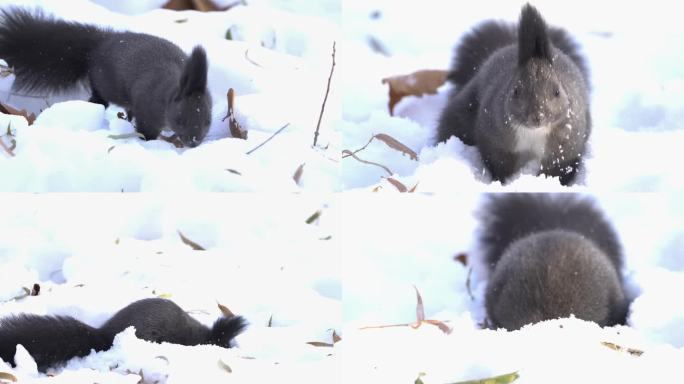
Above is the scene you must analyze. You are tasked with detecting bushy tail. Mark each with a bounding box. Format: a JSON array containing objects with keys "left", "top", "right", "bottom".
[
  {"left": 0, "top": 7, "right": 106, "bottom": 93},
  {"left": 207, "top": 316, "right": 248, "bottom": 348},
  {"left": 478, "top": 193, "right": 623, "bottom": 271},
  {"left": 0, "top": 314, "right": 112, "bottom": 372},
  {"left": 447, "top": 20, "right": 516, "bottom": 86}
]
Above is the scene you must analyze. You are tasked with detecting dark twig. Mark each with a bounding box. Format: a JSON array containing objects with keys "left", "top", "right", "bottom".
[
  {"left": 313, "top": 41, "right": 336, "bottom": 147},
  {"left": 246, "top": 123, "right": 290, "bottom": 155}
]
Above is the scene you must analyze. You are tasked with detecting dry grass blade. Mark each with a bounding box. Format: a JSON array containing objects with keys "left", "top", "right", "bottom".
[
  {"left": 225, "top": 89, "right": 248, "bottom": 140},
  {"left": 108, "top": 132, "right": 146, "bottom": 140},
  {"left": 268, "top": 315, "right": 273, "bottom": 327},
  {"left": 246, "top": 123, "right": 290, "bottom": 155},
  {"left": 382, "top": 69, "right": 448, "bottom": 116},
  {"left": 424, "top": 319, "right": 452, "bottom": 335},
  {"left": 342, "top": 149, "right": 393, "bottom": 176},
  {"left": 313, "top": 41, "right": 336, "bottom": 147},
  {"left": 414, "top": 285, "right": 425, "bottom": 323},
  {"left": 293, "top": 163, "right": 305, "bottom": 185},
  {"left": 386, "top": 177, "right": 408, "bottom": 192},
  {"left": 374, "top": 133, "right": 418, "bottom": 160},
  {"left": 448, "top": 371, "right": 519, "bottom": 384},
  {"left": 177, "top": 230, "right": 205, "bottom": 250},
  {"left": 466, "top": 267, "right": 474, "bottom": 301},
  {"left": 601, "top": 341, "right": 644, "bottom": 356},
  {"left": 217, "top": 302, "right": 235, "bottom": 317},
  {"left": 306, "top": 341, "right": 334, "bottom": 348},
  {"left": 408, "top": 182, "right": 419, "bottom": 193},
  {"left": 218, "top": 358, "right": 233, "bottom": 373}
]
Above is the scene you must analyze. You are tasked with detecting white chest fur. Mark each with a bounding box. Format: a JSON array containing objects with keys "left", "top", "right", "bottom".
[{"left": 514, "top": 125, "right": 552, "bottom": 157}]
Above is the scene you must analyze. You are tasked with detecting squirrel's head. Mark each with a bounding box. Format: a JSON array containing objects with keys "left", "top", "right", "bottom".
[
  {"left": 168, "top": 46, "right": 212, "bottom": 148},
  {"left": 504, "top": 4, "right": 572, "bottom": 129}
]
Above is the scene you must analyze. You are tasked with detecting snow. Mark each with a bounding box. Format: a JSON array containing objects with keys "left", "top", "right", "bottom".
[
  {"left": 0, "top": 0, "right": 340, "bottom": 192},
  {"left": 341, "top": 0, "right": 684, "bottom": 191},
  {"left": 0, "top": 194, "right": 340, "bottom": 383},
  {"left": 342, "top": 194, "right": 684, "bottom": 383}
]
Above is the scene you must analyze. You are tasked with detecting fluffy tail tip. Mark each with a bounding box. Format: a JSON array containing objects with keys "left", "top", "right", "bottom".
[{"left": 209, "top": 316, "right": 248, "bottom": 348}]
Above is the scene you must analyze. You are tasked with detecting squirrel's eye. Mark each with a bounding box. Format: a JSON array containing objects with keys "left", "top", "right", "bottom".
[
  {"left": 554, "top": 89, "right": 561, "bottom": 97},
  {"left": 513, "top": 87, "right": 520, "bottom": 97}
]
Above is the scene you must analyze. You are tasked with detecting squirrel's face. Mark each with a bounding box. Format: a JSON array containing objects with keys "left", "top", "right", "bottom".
[
  {"left": 168, "top": 92, "right": 212, "bottom": 148},
  {"left": 505, "top": 59, "right": 570, "bottom": 129}
]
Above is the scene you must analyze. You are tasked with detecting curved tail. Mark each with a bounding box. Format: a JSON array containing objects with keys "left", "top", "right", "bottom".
[
  {"left": 478, "top": 193, "right": 623, "bottom": 272},
  {"left": 0, "top": 314, "right": 112, "bottom": 372},
  {"left": 0, "top": 7, "right": 105, "bottom": 93},
  {"left": 207, "top": 316, "right": 248, "bottom": 347}
]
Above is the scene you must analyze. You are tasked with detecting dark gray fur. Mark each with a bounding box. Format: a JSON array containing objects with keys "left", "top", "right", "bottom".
[
  {"left": 0, "top": 8, "right": 211, "bottom": 147},
  {"left": 479, "top": 194, "right": 628, "bottom": 330},
  {"left": 0, "top": 298, "right": 247, "bottom": 372},
  {"left": 436, "top": 4, "right": 591, "bottom": 185}
]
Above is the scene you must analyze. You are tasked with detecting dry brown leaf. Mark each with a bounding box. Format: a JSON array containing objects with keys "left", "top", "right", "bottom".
[
  {"left": 372, "top": 185, "right": 383, "bottom": 192},
  {"left": 0, "top": 101, "right": 36, "bottom": 125},
  {"left": 177, "top": 230, "right": 205, "bottom": 250},
  {"left": 305, "top": 210, "right": 322, "bottom": 224},
  {"left": 332, "top": 330, "right": 341, "bottom": 344},
  {"left": 386, "top": 177, "right": 407, "bottom": 192},
  {"left": 160, "top": 134, "right": 184, "bottom": 148},
  {"left": 454, "top": 253, "right": 468, "bottom": 266},
  {"left": 374, "top": 133, "right": 418, "bottom": 161},
  {"left": 217, "top": 302, "right": 235, "bottom": 317},
  {"left": 425, "top": 319, "right": 452, "bottom": 335},
  {"left": 0, "top": 372, "right": 17, "bottom": 382},
  {"left": 225, "top": 89, "right": 248, "bottom": 140},
  {"left": 408, "top": 182, "right": 419, "bottom": 193},
  {"left": 382, "top": 69, "right": 448, "bottom": 116},
  {"left": 293, "top": 163, "right": 305, "bottom": 185},
  {"left": 218, "top": 358, "right": 233, "bottom": 373},
  {"left": 342, "top": 149, "right": 393, "bottom": 176}
]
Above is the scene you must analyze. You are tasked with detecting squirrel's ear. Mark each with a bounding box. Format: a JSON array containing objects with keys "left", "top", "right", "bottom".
[
  {"left": 179, "top": 46, "right": 208, "bottom": 96},
  {"left": 518, "top": 4, "right": 551, "bottom": 65}
]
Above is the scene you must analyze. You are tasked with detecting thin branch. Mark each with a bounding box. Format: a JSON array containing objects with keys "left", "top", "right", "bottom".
[
  {"left": 342, "top": 135, "right": 375, "bottom": 159},
  {"left": 341, "top": 149, "right": 392, "bottom": 176},
  {"left": 313, "top": 41, "right": 336, "bottom": 147},
  {"left": 246, "top": 123, "right": 290, "bottom": 155}
]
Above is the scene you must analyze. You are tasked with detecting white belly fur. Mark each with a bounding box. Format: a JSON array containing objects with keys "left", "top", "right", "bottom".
[{"left": 514, "top": 125, "right": 551, "bottom": 158}]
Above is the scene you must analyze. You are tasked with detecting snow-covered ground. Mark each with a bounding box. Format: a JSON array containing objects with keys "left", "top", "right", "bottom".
[
  {"left": 0, "top": 194, "right": 340, "bottom": 383},
  {"left": 0, "top": 0, "right": 340, "bottom": 192},
  {"left": 342, "top": 194, "right": 684, "bottom": 383},
  {"left": 341, "top": 0, "right": 684, "bottom": 191}
]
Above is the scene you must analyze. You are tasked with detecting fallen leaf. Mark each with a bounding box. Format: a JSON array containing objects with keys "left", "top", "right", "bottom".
[
  {"left": 382, "top": 69, "right": 448, "bottom": 116},
  {"left": 0, "top": 372, "right": 17, "bottom": 382},
  {"left": 0, "top": 101, "right": 36, "bottom": 125},
  {"left": 293, "top": 163, "right": 305, "bottom": 185},
  {"left": 305, "top": 210, "right": 322, "bottom": 224},
  {"left": 178, "top": 230, "right": 205, "bottom": 250},
  {"left": 414, "top": 285, "right": 425, "bottom": 323},
  {"left": 454, "top": 253, "right": 468, "bottom": 266},
  {"left": 374, "top": 133, "right": 418, "bottom": 160}
]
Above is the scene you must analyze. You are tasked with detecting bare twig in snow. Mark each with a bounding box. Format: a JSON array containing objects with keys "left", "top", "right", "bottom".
[
  {"left": 313, "top": 41, "right": 336, "bottom": 147},
  {"left": 246, "top": 123, "right": 290, "bottom": 155}
]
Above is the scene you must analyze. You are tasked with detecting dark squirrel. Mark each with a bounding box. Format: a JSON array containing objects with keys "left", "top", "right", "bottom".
[
  {"left": 479, "top": 194, "right": 629, "bottom": 330},
  {"left": 0, "top": 298, "right": 247, "bottom": 372},
  {"left": 0, "top": 7, "right": 212, "bottom": 147},
  {"left": 436, "top": 4, "right": 591, "bottom": 185}
]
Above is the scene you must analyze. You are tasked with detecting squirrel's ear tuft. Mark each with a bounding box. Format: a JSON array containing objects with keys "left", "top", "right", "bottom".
[
  {"left": 518, "top": 4, "right": 551, "bottom": 65},
  {"left": 179, "top": 46, "right": 208, "bottom": 96}
]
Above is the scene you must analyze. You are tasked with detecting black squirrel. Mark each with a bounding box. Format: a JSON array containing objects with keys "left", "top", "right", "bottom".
[
  {"left": 436, "top": 4, "right": 591, "bottom": 185},
  {"left": 479, "top": 194, "right": 629, "bottom": 330},
  {"left": 0, "top": 7, "right": 212, "bottom": 147},
  {"left": 0, "top": 298, "right": 247, "bottom": 372}
]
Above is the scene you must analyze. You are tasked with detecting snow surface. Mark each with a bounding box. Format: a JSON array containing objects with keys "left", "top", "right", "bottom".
[
  {"left": 0, "top": 0, "right": 340, "bottom": 192},
  {"left": 0, "top": 194, "right": 340, "bottom": 383},
  {"left": 341, "top": 0, "right": 684, "bottom": 191},
  {"left": 342, "top": 194, "right": 684, "bottom": 383}
]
